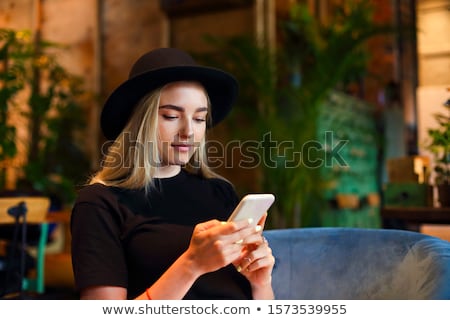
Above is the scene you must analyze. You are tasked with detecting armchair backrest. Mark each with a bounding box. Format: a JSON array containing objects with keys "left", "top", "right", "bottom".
[{"left": 264, "top": 227, "right": 450, "bottom": 299}]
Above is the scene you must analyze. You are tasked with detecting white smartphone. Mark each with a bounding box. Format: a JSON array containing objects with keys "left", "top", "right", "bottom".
[{"left": 227, "top": 194, "right": 275, "bottom": 226}]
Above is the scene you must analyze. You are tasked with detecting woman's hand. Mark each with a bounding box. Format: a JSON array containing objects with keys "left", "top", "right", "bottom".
[
  {"left": 184, "top": 218, "right": 261, "bottom": 276},
  {"left": 233, "top": 213, "right": 275, "bottom": 298},
  {"left": 236, "top": 237, "right": 274, "bottom": 285}
]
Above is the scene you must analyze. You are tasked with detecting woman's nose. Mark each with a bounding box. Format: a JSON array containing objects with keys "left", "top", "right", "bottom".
[{"left": 179, "top": 119, "right": 194, "bottom": 138}]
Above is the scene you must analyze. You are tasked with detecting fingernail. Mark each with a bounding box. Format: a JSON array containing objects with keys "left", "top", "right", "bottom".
[
  {"left": 221, "top": 221, "right": 227, "bottom": 225},
  {"left": 235, "top": 239, "right": 243, "bottom": 244},
  {"left": 255, "top": 225, "right": 262, "bottom": 232},
  {"left": 247, "top": 218, "right": 253, "bottom": 224}
]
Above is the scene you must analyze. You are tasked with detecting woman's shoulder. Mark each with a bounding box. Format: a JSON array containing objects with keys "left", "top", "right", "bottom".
[
  {"left": 74, "top": 183, "right": 127, "bottom": 208},
  {"left": 76, "top": 183, "right": 112, "bottom": 199}
]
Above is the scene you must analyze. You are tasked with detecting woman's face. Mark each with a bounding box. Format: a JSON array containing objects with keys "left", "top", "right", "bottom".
[{"left": 157, "top": 81, "right": 208, "bottom": 166}]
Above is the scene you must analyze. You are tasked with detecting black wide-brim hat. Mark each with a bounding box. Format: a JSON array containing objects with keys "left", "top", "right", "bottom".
[{"left": 101, "top": 47, "right": 239, "bottom": 140}]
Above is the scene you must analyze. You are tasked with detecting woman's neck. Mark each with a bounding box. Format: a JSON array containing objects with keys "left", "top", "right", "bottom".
[{"left": 154, "top": 165, "right": 181, "bottom": 178}]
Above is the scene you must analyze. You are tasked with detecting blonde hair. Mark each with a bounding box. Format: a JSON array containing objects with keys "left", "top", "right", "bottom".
[{"left": 90, "top": 84, "right": 226, "bottom": 192}]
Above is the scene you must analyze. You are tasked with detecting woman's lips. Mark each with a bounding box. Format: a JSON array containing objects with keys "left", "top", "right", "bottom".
[{"left": 171, "top": 144, "right": 194, "bottom": 152}]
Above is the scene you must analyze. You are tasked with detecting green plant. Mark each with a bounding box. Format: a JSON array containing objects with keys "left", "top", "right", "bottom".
[
  {"left": 197, "top": 35, "right": 306, "bottom": 228},
  {"left": 198, "top": 0, "right": 396, "bottom": 228},
  {"left": 426, "top": 97, "right": 450, "bottom": 185},
  {"left": 0, "top": 29, "right": 33, "bottom": 186},
  {"left": 0, "top": 28, "right": 90, "bottom": 205}
]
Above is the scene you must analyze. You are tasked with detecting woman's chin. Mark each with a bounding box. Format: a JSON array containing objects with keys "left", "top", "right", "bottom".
[{"left": 164, "top": 158, "right": 190, "bottom": 166}]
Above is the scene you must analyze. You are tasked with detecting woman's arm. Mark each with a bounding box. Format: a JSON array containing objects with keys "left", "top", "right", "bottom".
[
  {"left": 80, "top": 250, "right": 200, "bottom": 300},
  {"left": 80, "top": 286, "right": 127, "bottom": 299},
  {"left": 80, "top": 218, "right": 259, "bottom": 300},
  {"left": 141, "top": 218, "right": 260, "bottom": 299}
]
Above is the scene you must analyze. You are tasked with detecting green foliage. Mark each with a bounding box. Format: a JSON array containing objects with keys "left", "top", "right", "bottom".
[
  {"left": 426, "top": 98, "right": 450, "bottom": 185},
  {"left": 0, "top": 29, "right": 33, "bottom": 162},
  {"left": 198, "top": 35, "right": 328, "bottom": 228},
  {"left": 198, "top": 1, "right": 395, "bottom": 228},
  {"left": 279, "top": 1, "right": 394, "bottom": 103},
  {"left": 199, "top": 1, "right": 394, "bottom": 228},
  {"left": 0, "top": 28, "right": 90, "bottom": 204}
]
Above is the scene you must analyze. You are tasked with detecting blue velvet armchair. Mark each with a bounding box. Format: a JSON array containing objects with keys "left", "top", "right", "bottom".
[{"left": 263, "top": 228, "right": 450, "bottom": 299}]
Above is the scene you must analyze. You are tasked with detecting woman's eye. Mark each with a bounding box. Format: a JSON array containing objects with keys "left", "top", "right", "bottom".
[
  {"left": 162, "top": 115, "right": 178, "bottom": 120},
  {"left": 194, "top": 118, "right": 206, "bottom": 122}
]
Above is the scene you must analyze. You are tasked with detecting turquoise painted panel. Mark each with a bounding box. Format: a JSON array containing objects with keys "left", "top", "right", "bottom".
[{"left": 317, "top": 91, "right": 380, "bottom": 228}]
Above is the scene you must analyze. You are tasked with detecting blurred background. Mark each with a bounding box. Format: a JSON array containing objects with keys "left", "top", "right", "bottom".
[{"left": 0, "top": 0, "right": 449, "bottom": 298}]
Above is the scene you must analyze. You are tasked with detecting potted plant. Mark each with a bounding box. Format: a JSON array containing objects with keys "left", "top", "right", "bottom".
[
  {"left": 197, "top": 0, "right": 396, "bottom": 228},
  {"left": 0, "top": 28, "right": 90, "bottom": 207},
  {"left": 426, "top": 94, "right": 450, "bottom": 207},
  {"left": 0, "top": 29, "right": 32, "bottom": 188}
]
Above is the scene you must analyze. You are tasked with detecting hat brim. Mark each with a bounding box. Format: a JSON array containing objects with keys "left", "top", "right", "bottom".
[{"left": 101, "top": 65, "right": 238, "bottom": 140}]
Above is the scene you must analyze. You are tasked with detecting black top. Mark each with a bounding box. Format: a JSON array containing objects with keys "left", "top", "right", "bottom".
[{"left": 70, "top": 170, "right": 252, "bottom": 299}]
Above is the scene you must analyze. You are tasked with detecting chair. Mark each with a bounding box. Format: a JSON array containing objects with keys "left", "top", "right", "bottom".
[
  {"left": 0, "top": 196, "right": 50, "bottom": 295},
  {"left": 264, "top": 227, "right": 450, "bottom": 299}
]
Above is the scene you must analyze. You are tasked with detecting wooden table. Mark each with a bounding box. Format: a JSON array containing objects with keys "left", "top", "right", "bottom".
[{"left": 381, "top": 206, "right": 450, "bottom": 230}]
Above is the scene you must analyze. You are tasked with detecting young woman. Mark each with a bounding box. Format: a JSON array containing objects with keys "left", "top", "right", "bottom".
[{"left": 70, "top": 48, "right": 275, "bottom": 300}]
